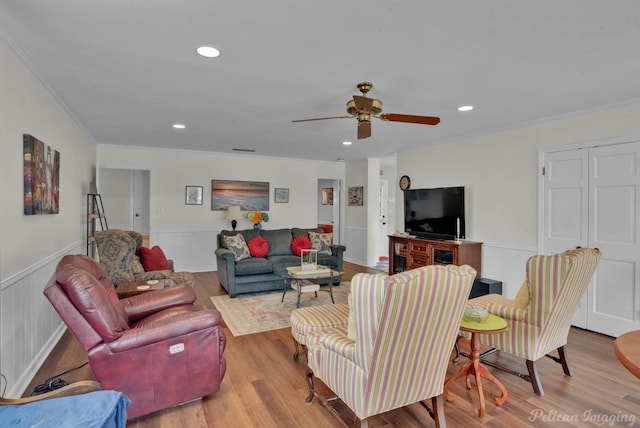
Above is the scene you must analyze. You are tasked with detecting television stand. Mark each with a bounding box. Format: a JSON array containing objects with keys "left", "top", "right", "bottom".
[{"left": 388, "top": 235, "right": 482, "bottom": 277}]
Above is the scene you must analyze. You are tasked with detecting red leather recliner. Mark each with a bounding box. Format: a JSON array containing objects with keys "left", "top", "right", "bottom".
[{"left": 43, "top": 254, "right": 226, "bottom": 420}]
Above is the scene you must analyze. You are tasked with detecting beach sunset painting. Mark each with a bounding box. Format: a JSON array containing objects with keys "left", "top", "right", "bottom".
[{"left": 211, "top": 180, "right": 269, "bottom": 211}]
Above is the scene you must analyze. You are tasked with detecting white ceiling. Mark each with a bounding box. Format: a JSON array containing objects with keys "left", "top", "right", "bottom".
[{"left": 1, "top": 1, "right": 640, "bottom": 162}]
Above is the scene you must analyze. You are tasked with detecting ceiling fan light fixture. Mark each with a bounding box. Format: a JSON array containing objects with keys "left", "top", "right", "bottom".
[
  {"left": 458, "top": 105, "right": 474, "bottom": 112},
  {"left": 196, "top": 45, "right": 221, "bottom": 58}
]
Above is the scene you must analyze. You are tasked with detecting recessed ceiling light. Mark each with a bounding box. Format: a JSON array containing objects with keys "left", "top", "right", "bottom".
[
  {"left": 342, "top": 141, "right": 352, "bottom": 146},
  {"left": 458, "top": 105, "right": 474, "bottom": 112},
  {"left": 172, "top": 123, "right": 186, "bottom": 129},
  {"left": 196, "top": 45, "right": 221, "bottom": 58}
]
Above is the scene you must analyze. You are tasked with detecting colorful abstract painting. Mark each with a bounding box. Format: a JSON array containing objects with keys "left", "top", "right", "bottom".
[
  {"left": 23, "top": 134, "right": 60, "bottom": 215},
  {"left": 211, "top": 180, "right": 269, "bottom": 211}
]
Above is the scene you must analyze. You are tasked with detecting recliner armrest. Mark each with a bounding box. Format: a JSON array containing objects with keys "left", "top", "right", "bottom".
[
  {"left": 107, "top": 309, "right": 222, "bottom": 353},
  {"left": 120, "top": 284, "right": 196, "bottom": 322}
]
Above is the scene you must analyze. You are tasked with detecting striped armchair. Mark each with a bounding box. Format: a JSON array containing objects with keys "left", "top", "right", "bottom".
[
  {"left": 307, "top": 264, "right": 476, "bottom": 428},
  {"left": 468, "top": 247, "right": 600, "bottom": 396}
]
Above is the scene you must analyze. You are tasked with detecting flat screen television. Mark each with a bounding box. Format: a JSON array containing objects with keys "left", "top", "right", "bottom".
[{"left": 404, "top": 186, "right": 465, "bottom": 240}]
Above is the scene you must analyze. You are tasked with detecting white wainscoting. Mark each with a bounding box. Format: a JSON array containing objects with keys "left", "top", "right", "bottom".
[
  {"left": 480, "top": 242, "right": 537, "bottom": 299},
  {"left": 0, "top": 242, "right": 82, "bottom": 397},
  {"left": 344, "top": 226, "right": 368, "bottom": 267},
  {"left": 151, "top": 230, "right": 219, "bottom": 272}
]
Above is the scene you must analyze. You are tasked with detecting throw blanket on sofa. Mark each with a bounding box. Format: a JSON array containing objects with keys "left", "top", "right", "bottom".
[{"left": 0, "top": 390, "right": 130, "bottom": 428}]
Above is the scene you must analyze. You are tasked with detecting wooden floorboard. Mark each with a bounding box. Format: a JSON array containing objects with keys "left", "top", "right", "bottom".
[{"left": 24, "top": 262, "right": 640, "bottom": 427}]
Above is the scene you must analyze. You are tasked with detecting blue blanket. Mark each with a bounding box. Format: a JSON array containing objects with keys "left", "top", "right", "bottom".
[{"left": 0, "top": 390, "right": 130, "bottom": 428}]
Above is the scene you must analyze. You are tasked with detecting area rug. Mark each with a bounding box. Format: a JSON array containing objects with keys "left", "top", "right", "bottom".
[{"left": 211, "top": 282, "right": 349, "bottom": 337}]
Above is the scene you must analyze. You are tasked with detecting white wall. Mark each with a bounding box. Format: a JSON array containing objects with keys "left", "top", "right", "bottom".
[
  {"left": 396, "top": 101, "right": 640, "bottom": 296},
  {"left": 97, "top": 145, "right": 347, "bottom": 271},
  {"left": 0, "top": 35, "right": 96, "bottom": 396},
  {"left": 344, "top": 159, "right": 368, "bottom": 266}
]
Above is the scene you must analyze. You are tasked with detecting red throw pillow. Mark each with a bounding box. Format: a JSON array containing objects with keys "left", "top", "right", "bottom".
[
  {"left": 139, "top": 246, "right": 171, "bottom": 271},
  {"left": 291, "top": 235, "right": 312, "bottom": 256},
  {"left": 248, "top": 236, "right": 269, "bottom": 258}
]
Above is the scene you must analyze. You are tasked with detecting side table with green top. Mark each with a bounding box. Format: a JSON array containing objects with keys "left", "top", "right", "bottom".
[{"left": 444, "top": 313, "right": 509, "bottom": 418}]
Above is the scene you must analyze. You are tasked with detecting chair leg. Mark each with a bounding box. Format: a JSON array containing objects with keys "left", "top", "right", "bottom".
[
  {"left": 293, "top": 336, "right": 300, "bottom": 359},
  {"left": 526, "top": 359, "right": 544, "bottom": 396},
  {"left": 432, "top": 395, "right": 446, "bottom": 428},
  {"left": 306, "top": 370, "right": 315, "bottom": 404},
  {"left": 357, "top": 418, "right": 369, "bottom": 428},
  {"left": 557, "top": 345, "right": 573, "bottom": 376}
]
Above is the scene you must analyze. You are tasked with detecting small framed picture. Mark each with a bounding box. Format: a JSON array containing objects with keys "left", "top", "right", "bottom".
[
  {"left": 274, "top": 187, "right": 289, "bottom": 203},
  {"left": 348, "top": 186, "right": 363, "bottom": 206},
  {"left": 185, "top": 185, "right": 203, "bottom": 205},
  {"left": 321, "top": 188, "right": 333, "bottom": 205}
]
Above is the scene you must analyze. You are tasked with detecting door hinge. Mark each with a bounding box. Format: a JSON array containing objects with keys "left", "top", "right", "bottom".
[{"left": 542, "top": 166, "right": 546, "bottom": 176}]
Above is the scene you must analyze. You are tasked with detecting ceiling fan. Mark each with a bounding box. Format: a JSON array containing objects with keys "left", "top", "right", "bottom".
[{"left": 292, "top": 82, "right": 440, "bottom": 139}]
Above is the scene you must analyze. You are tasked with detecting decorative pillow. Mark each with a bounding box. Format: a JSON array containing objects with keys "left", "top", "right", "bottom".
[
  {"left": 223, "top": 234, "right": 251, "bottom": 261},
  {"left": 139, "top": 246, "right": 171, "bottom": 271},
  {"left": 309, "top": 231, "right": 332, "bottom": 255},
  {"left": 248, "top": 236, "right": 270, "bottom": 258},
  {"left": 290, "top": 235, "right": 312, "bottom": 256}
]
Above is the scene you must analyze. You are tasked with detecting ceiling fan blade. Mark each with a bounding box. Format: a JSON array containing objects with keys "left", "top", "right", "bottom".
[
  {"left": 292, "top": 115, "right": 353, "bottom": 123},
  {"left": 353, "top": 95, "right": 374, "bottom": 112},
  {"left": 379, "top": 113, "right": 440, "bottom": 125},
  {"left": 357, "top": 121, "right": 371, "bottom": 139}
]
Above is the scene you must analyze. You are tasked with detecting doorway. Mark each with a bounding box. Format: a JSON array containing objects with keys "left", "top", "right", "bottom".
[
  {"left": 317, "top": 178, "right": 341, "bottom": 244},
  {"left": 98, "top": 168, "right": 150, "bottom": 238},
  {"left": 378, "top": 179, "right": 389, "bottom": 261}
]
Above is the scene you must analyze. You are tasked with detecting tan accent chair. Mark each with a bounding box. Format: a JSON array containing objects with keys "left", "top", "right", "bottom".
[
  {"left": 468, "top": 247, "right": 600, "bottom": 395},
  {"left": 304, "top": 264, "right": 476, "bottom": 428},
  {"left": 94, "top": 229, "right": 193, "bottom": 286}
]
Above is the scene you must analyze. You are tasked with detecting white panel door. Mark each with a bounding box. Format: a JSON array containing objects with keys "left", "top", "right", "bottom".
[
  {"left": 543, "top": 141, "right": 640, "bottom": 337},
  {"left": 542, "top": 149, "right": 589, "bottom": 327},
  {"left": 587, "top": 142, "right": 640, "bottom": 337}
]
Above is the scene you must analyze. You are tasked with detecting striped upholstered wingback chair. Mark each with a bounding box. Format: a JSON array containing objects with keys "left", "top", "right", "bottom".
[
  {"left": 468, "top": 247, "right": 600, "bottom": 396},
  {"left": 307, "top": 264, "right": 476, "bottom": 428}
]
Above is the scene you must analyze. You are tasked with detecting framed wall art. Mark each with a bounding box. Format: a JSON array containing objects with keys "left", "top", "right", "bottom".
[
  {"left": 23, "top": 134, "right": 60, "bottom": 215},
  {"left": 348, "top": 186, "right": 363, "bottom": 206},
  {"left": 274, "top": 187, "right": 289, "bottom": 203},
  {"left": 211, "top": 179, "right": 269, "bottom": 211},
  {"left": 321, "top": 188, "right": 333, "bottom": 205},
  {"left": 185, "top": 185, "right": 203, "bottom": 205}
]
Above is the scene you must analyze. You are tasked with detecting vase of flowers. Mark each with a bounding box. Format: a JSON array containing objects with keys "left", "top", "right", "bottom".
[{"left": 247, "top": 211, "right": 269, "bottom": 229}]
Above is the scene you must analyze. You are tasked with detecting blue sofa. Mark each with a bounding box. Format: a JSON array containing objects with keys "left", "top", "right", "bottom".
[{"left": 215, "top": 227, "right": 346, "bottom": 297}]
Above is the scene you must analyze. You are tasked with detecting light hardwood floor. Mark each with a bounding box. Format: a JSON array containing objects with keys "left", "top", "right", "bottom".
[{"left": 26, "top": 262, "right": 640, "bottom": 427}]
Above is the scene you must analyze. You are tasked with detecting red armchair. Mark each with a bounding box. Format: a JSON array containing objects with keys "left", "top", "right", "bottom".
[{"left": 43, "top": 254, "right": 226, "bottom": 420}]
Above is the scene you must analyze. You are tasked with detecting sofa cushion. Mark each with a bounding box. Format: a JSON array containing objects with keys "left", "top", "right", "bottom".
[
  {"left": 317, "top": 253, "right": 339, "bottom": 268},
  {"left": 292, "top": 227, "right": 323, "bottom": 238},
  {"left": 261, "top": 229, "right": 294, "bottom": 256},
  {"left": 219, "top": 229, "right": 260, "bottom": 249},
  {"left": 291, "top": 235, "right": 312, "bottom": 256},
  {"left": 223, "top": 234, "right": 251, "bottom": 261},
  {"left": 139, "top": 246, "right": 171, "bottom": 271},
  {"left": 248, "top": 236, "right": 270, "bottom": 258},
  {"left": 309, "top": 231, "right": 332, "bottom": 255},
  {"left": 235, "top": 257, "right": 273, "bottom": 276}
]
